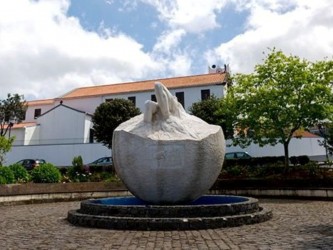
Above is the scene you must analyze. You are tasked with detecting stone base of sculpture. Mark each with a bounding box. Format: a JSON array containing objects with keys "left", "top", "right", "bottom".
[{"left": 67, "top": 195, "right": 273, "bottom": 230}]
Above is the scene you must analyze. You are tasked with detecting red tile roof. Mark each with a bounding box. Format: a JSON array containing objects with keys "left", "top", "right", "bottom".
[
  {"left": 27, "top": 99, "right": 55, "bottom": 106},
  {"left": 5, "top": 122, "right": 37, "bottom": 129},
  {"left": 26, "top": 73, "right": 227, "bottom": 106},
  {"left": 293, "top": 130, "right": 320, "bottom": 138},
  {"left": 60, "top": 72, "right": 227, "bottom": 99}
]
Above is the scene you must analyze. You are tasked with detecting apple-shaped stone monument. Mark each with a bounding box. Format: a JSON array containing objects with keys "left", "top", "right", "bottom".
[{"left": 112, "top": 82, "right": 225, "bottom": 204}]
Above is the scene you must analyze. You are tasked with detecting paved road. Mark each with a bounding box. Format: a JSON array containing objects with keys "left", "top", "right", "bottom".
[{"left": 1, "top": 199, "right": 333, "bottom": 249}]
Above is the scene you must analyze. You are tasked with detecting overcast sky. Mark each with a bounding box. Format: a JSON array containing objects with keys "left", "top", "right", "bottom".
[{"left": 0, "top": 0, "right": 332, "bottom": 101}]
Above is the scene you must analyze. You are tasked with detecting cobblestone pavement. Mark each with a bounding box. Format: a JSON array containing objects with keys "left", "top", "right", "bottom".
[{"left": 1, "top": 199, "right": 333, "bottom": 249}]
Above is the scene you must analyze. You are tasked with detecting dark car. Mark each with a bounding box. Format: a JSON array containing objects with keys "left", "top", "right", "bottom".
[
  {"left": 85, "top": 157, "right": 113, "bottom": 172},
  {"left": 225, "top": 152, "right": 252, "bottom": 160},
  {"left": 87, "top": 157, "right": 113, "bottom": 166},
  {"left": 16, "top": 159, "right": 46, "bottom": 171}
]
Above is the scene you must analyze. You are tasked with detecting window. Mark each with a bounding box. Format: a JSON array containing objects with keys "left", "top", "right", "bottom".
[
  {"left": 89, "top": 129, "right": 94, "bottom": 143},
  {"left": 201, "top": 89, "right": 210, "bottom": 100},
  {"left": 151, "top": 94, "right": 157, "bottom": 102},
  {"left": 128, "top": 96, "right": 136, "bottom": 106},
  {"left": 34, "top": 108, "right": 41, "bottom": 119},
  {"left": 105, "top": 98, "right": 113, "bottom": 102},
  {"left": 175, "top": 92, "right": 185, "bottom": 107}
]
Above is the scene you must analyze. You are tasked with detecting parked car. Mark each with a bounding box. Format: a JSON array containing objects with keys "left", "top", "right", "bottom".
[
  {"left": 87, "top": 157, "right": 113, "bottom": 166},
  {"left": 16, "top": 159, "right": 46, "bottom": 171},
  {"left": 85, "top": 157, "right": 113, "bottom": 172},
  {"left": 225, "top": 152, "right": 252, "bottom": 160}
]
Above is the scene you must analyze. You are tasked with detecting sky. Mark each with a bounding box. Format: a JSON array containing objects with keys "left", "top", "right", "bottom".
[{"left": 0, "top": 0, "right": 332, "bottom": 101}]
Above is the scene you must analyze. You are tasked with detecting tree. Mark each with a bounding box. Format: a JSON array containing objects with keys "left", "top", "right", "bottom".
[
  {"left": 189, "top": 95, "right": 234, "bottom": 139},
  {"left": 0, "top": 136, "right": 14, "bottom": 166},
  {"left": 0, "top": 94, "right": 26, "bottom": 165},
  {"left": 0, "top": 93, "right": 27, "bottom": 136},
  {"left": 189, "top": 95, "right": 222, "bottom": 124},
  {"left": 228, "top": 49, "right": 333, "bottom": 167},
  {"left": 92, "top": 99, "right": 141, "bottom": 149}
]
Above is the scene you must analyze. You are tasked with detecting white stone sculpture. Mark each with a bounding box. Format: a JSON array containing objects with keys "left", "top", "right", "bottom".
[{"left": 112, "top": 82, "right": 225, "bottom": 204}]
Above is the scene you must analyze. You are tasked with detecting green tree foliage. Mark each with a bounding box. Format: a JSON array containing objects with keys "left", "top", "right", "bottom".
[
  {"left": 228, "top": 49, "right": 333, "bottom": 167},
  {"left": 0, "top": 94, "right": 26, "bottom": 165},
  {"left": 189, "top": 96, "right": 234, "bottom": 138},
  {"left": 189, "top": 95, "right": 221, "bottom": 124},
  {"left": 0, "top": 136, "right": 14, "bottom": 166},
  {"left": 92, "top": 99, "right": 141, "bottom": 149},
  {"left": 0, "top": 94, "right": 27, "bottom": 136}
]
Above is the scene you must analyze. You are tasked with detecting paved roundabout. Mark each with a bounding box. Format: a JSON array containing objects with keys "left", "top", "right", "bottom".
[{"left": 1, "top": 199, "right": 333, "bottom": 249}]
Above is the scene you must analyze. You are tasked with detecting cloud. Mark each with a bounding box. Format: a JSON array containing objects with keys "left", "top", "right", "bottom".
[
  {"left": 0, "top": 0, "right": 160, "bottom": 100},
  {"left": 2, "top": 0, "right": 332, "bottom": 102},
  {"left": 142, "top": 0, "right": 226, "bottom": 33},
  {"left": 153, "top": 29, "right": 186, "bottom": 52},
  {"left": 207, "top": 0, "right": 333, "bottom": 73},
  {"left": 140, "top": 0, "right": 228, "bottom": 77}
]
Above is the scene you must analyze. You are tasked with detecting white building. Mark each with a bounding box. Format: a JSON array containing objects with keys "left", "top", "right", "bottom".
[{"left": 5, "top": 71, "right": 230, "bottom": 166}]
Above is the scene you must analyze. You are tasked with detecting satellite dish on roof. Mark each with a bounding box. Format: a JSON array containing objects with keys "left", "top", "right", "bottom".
[{"left": 208, "top": 64, "right": 222, "bottom": 73}]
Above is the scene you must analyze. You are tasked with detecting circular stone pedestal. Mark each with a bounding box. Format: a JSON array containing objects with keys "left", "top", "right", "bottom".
[{"left": 67, "top": 195, "right": 272, "bottom": 230}]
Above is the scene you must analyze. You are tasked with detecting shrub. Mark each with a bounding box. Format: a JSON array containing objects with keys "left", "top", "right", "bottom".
[
  {"left": 250, "top": 164, "right": 284, "bottom": 178},
  {"left": 224, "top": 156, "right": 286, "bottom": 168},
  {"left": 227, "top": 166, "right": 243, "bottom": 176},
  {"left": 67, "top": 155, "right": 90, "bottom": 182},
  {"left": 0, "top": 175, "right": 6, "bottom": 184},
  {"left": 67, "top": 166, "right": 90, "bottom": 182},
  {"left": 8, "top": 163, "right": 30, "bottom": 183},
  {"left": 104, "top": 174, "right": 121, "bottom": 183},
  {"left": 88, "top": 164, "right": 104, "bottom": 173},
  {"left": 0, "top": 166, "right": 15, "bottom": 184},
  {"left": 30, "top": 163, "right": 61, "bottom": 183},
  {"left": 290, "top": 156, "right": 298, "bottom": 166},
  {"left": 289, "top": 155, "right": 310, "bottom": 166},
  {"left": 297, "top": 155, "right": 310, "bottom": 165},
  {"left": 58, "top": 167, "right": 68, "bottom": 176},
  {"left": 89, "top": 171, "right": 116, "bottom": 182},
  {"left": 72, "top": 156, "right": 84, "bottom": 169}
]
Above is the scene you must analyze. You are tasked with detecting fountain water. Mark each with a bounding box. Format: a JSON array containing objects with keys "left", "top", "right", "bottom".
[{"left": 67, "top": 82, "right": 272, "bottom": 230}]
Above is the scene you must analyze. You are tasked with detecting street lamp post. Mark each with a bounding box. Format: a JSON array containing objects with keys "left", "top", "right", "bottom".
[{"left": 318, "top": 123, "right": 329, "bottom": 162}]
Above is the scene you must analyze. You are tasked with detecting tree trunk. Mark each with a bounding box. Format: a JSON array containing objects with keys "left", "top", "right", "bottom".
[{"left": 283, "top": 141, "right": 290, "bottom": 170}]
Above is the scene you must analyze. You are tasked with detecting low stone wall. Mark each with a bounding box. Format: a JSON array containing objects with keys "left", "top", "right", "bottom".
[
  {"left": 211, "top": 189, "right": 333, "bottom": 200},
  {"left": 0, "top": 182, "right": 129, "bottom": 205},
  {"left": 1, "top": 182, "right": 333, "bottom": 205},
  {"left": 0, "top": 182, "right": 126, "bottom": 196}
]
